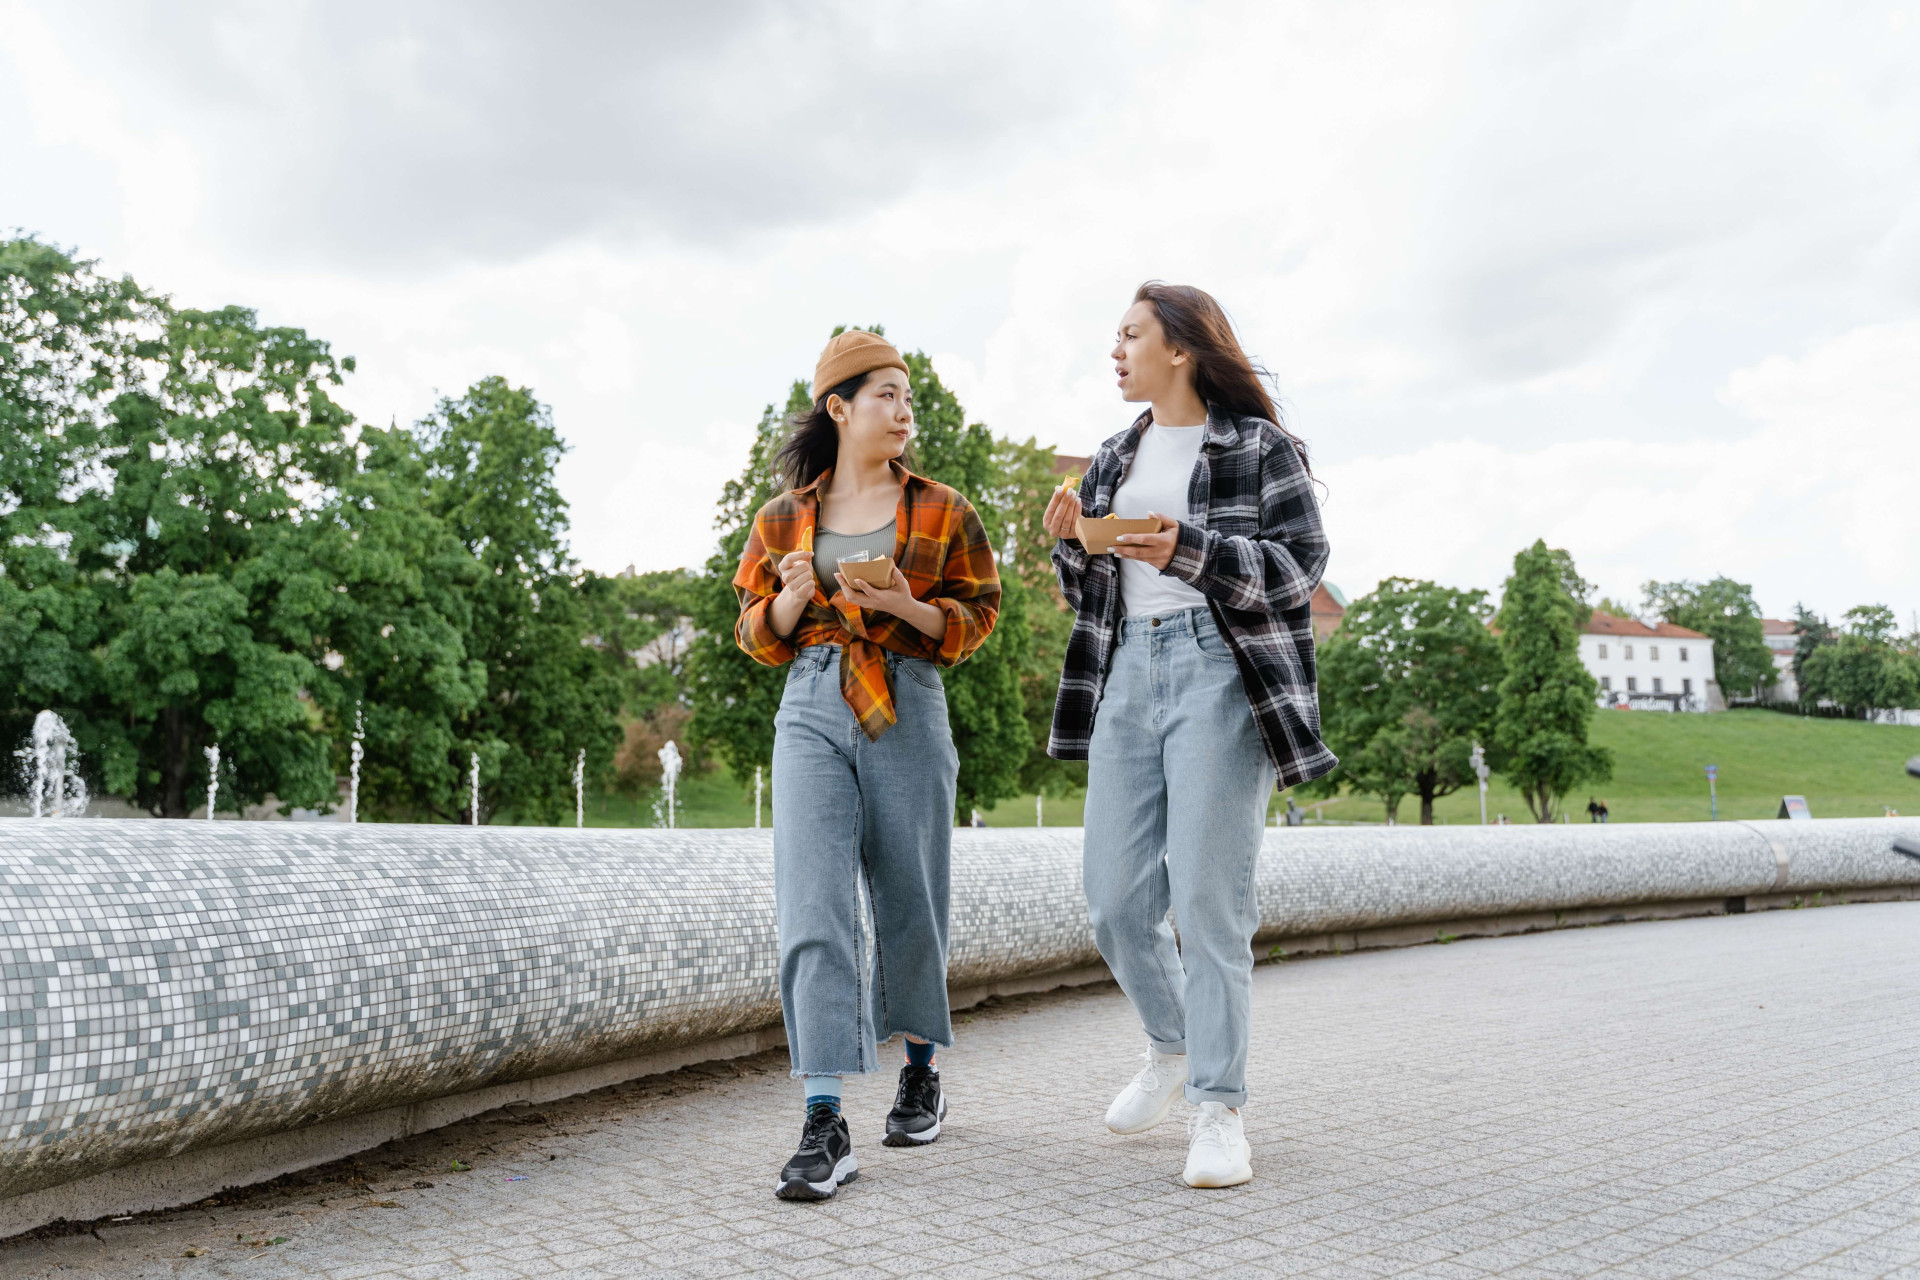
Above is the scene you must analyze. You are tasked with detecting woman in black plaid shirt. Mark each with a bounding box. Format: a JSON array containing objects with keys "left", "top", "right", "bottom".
[{"left": 1042, "top": 282, "right": 1334, "bottom": 1188}]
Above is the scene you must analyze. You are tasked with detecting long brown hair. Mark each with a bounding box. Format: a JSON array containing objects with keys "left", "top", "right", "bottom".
[{"left": 1135, "top": 281, "right": 1310, "bottom": 471}]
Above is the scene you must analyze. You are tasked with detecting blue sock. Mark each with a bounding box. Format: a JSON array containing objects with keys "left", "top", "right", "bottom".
[
  {"left": 905, "top": 1039, "right": 936, "bottom": 1069},
  {"left": 804, "top": 1076, "right": 841, "bottom": 1115}
]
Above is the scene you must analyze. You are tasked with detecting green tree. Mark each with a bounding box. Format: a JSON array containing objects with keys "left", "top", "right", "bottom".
[
  {"left": 1790, "top": 603, "right": 1835, "bottom": 696},
  {"left": 1308, "top": 578, "right": 1504, "bottom": 823},
  {"left": 301, "top": 423, "right": 488, "bottom": 821},
  {"left": 1591, "top": 595, "right": 1638, "bottom": 620},
  {"left": 417, "top": 377, "right": 622, "bottom": 823},
  {"left": 1800, "top": 605, "right": 1920, "bottom": 715},
  {"left": 899, "top": 350, "right": 1030, "bottom": 814},
  {"left": 90, "top": 305, "right": 363, "bottom": 816},
  {"left": 582, "top": 567, "right": 700, "bottom": 720},
  {"left": 684, "top": 384, "right": 806, "bottom": 785},
  {"left": 1493, "top": 540, "right": 1611, "bottom": 822},
  {"left": 1641, "top": 576, "right": 1775, "bottom": 700},
  {"left": 989, "top": 435, "right": 1085, "bottom": 799},
  {"left": 0, "top": 238, "right": 162, "bottom": 781}
]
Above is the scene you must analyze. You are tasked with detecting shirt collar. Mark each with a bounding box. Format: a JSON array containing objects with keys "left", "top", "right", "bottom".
[{"left": 1125, "top": 404, "right": 1239, "bottom": 451}]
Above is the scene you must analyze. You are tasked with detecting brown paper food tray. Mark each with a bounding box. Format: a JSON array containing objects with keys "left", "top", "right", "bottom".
[
  {"left": 1075, "top": 515, "right": 1162, "bottom": 555},
  {"left": 835, "top": 555, "right": 895, "bottom": 589}
]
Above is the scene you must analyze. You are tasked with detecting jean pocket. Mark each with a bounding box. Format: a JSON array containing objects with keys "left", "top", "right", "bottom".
[
  {"left": 899, "top": 658, "right": 945, "bottom": 691},
  {"left": 1194, "top": 624, "right": 1237, "bottom": 664}
]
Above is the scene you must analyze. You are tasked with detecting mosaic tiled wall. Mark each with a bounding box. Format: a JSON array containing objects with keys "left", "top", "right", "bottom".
[{"left": 3, "top": 817, "right": 1916, "bottom": 1200}]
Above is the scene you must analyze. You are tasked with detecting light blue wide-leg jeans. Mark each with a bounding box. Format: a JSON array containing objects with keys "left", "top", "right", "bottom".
[
  {"left": 773, "top": 644, "right": 959, "bottom": 1079},
  {"left": 1082, "top": 608, "right": 1274, "bottom": 1107}
]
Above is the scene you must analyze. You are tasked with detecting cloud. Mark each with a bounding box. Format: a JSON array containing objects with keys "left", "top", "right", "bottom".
[
  {"left": 4, "top": 0, "right": 1916, "bottom": 624},
  {"left": 1317, "top": 321, "right": 1920, "bottom": 620},
  {"left": 14, "top": 0, "right": 1135, "bottom": 267}
]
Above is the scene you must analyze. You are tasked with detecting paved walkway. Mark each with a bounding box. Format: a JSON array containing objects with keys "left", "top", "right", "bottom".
[{"left": 5, "top": 903, "right": 1920, "bottom": 1280}]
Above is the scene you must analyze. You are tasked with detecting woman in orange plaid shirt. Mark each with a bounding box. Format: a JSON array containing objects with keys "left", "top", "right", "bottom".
[{"left": 732, "top": 330, "right": 1001, "bottom": 1202}]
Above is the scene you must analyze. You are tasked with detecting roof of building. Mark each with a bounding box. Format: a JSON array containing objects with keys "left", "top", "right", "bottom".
[
  {"left": 1311, "top": 583, "right": 1346, "bottom": 617},
  {"left": 1051, "top": 454, "right": 1091, "bottom": 476},
  {"left": 1583, "top": 610, "right": 1708, "bottom": 640},
  {"left": 1761, "top": 618, "right": 1795, "bottom": 635}
]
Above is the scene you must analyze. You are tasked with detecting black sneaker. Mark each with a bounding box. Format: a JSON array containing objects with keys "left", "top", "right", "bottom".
[
  {"left": 774, "top": 1103, "right": 858, "bottom": 1201},
  {"left": 883, "top": 1064, "right": 947, "bottom": 1147}
]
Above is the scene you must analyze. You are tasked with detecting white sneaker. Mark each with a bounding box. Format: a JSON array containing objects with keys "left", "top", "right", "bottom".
[
  {"left": 1104, "top": 1047, "right": 1188, "bottom": 1134},
  {"left": 1183, "top": 1102, "right": 1252, "bottom": 1187}
]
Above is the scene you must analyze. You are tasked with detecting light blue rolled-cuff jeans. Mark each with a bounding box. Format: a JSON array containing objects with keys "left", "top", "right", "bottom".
[
  {"left": 1083, "top": 607, "right": 1274, "bottom": 1108},
  {"left": 774, "top": 644, "right": 959, "bottom": 1079}
]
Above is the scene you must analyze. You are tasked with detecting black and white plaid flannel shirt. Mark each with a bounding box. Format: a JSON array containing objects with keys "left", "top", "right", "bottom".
[{"left": 1048, "top": 405, "right": 1338, "bottom": 790}]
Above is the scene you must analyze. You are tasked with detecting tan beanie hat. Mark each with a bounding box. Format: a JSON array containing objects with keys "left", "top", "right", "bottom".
[{"left": 812, "top": 330, "right": 909, "bottom": 404}]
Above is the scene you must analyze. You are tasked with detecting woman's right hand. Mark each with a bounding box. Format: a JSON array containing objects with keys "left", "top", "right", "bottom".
[
  {"left": 1042, "top": 484, "right": 1082, "bottom": 542},
  {"left": 767, "top": 548, "right": 816, "bottom": 639},
  {"left": 776, "top": 549, "right": 816, "bottom": 601}
]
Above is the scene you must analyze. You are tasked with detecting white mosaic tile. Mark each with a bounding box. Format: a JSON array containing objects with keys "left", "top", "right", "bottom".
[{"left": 0, "top": 816, "right": 1914, "bottom": 1201}]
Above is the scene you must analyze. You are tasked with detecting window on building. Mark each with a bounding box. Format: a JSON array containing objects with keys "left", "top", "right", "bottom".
[
  {"left": 1683, "top": 678, "right": 1693, "bottom": 695},
  {"left": 1679, "top": 647, "right": 1689, "bottom": 661},
  {"left": 1649, "top": 645, "right": 1660, "bottom": 661},
  {"left": 1599, "top": 676, "right": 1611, "bottom": 691},
  {"left": 1597, "top": 643, "right": 1608, "bottom": 659},
  {"left": 1624, "top": 644, "right": 1634, "bottom": 660},
  {"left": 1653, "top": 678, "right": 1664, "bottom": 693},
  {"left": 1627, "top": 676, "right": 1638, "bottom": 692}
]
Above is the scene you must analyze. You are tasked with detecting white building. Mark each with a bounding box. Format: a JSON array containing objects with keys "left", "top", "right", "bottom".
[
  {"left": 1579, "top": 612, "right": 1720, "bottom": 712},
  {"left": 1761, "top": 617, "right": 1798, "bottom": 701}
]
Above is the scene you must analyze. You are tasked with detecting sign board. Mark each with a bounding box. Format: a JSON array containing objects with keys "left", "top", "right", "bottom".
[
  {"left": 1704, "top": 765, "right": 1718, "bottom": 781},
  {"left": 1778, "top": 795, "right": 1811, "bottom": 821}
]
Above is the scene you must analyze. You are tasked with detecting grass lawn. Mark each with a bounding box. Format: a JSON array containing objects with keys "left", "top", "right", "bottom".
[
  {"left": 552, "top": 709, "right": 1920, "bottom": 829},
  {"left": 1407, "top": 709, "right": 1920, "bottom": 825}
]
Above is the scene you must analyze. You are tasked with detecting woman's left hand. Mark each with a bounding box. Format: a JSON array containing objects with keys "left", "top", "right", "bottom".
[
  {"left": 1114, "top": 513, "right": 1181, "bottom": 572},
  {"left": 837, "top": 565, "right": 949, "bottom": 640},
  {"left": 839, "top": 565, "right": 919, "bottom": 617}
]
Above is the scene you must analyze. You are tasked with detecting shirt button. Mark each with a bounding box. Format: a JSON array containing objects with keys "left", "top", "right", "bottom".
[{"left": 1151, "top": 617, "right": 1161, "bottom": 627}]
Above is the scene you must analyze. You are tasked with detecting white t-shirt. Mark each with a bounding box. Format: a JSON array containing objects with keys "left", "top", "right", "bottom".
[{"left": 1112, "top": 422, "right": 1209, "bottom": 617}]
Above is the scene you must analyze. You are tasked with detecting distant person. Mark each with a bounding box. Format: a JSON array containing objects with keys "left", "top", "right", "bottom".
[
  {"left": 1586, "top": 797, "right": 1600, "bottom": 823},
  {"left": 1042, "top": 281, "right": 1335, "bottom": 1188},
  {"left": 1598, "top": 799, "right": 1610, "bottom": 824},
  {"left": 733, "top": 330, "right": 1000, "bottom": 1201}
]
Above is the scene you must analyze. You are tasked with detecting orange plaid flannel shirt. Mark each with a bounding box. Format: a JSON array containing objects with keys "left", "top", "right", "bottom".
[{"left": 733, "top": 463, "right": 1000, "bottom": 741}]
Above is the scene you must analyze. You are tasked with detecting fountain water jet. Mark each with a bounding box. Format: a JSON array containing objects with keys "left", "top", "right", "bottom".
[
  {"left": 470, "top": 752, "right": 480, "bottom": 826},
  {"left": 657, "top": 741, "right": 681, "bottom": 830},
  {"left": 204, "top": 744, "right": 220, "bottom": 819},
  {"left": 574, "top": 748, "right": 585, "bottom": 829},
  {"left": 348, "top": 704, "right": 364, "bottom": 823},
  {"left": 16, "top": 710, "right": 88, "bottom": 818}
]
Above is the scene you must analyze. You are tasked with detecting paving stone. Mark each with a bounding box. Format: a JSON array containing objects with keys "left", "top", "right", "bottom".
[{"left": 5, "top": 904, "right": 1919, "bottom": 1279}]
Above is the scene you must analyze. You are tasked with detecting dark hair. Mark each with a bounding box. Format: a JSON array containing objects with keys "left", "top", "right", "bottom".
[
  {"left": 1134, "top": 280, "right": 1310, "bottom": 472},
  {"left": 772, "top": 369, "right": 920, "bottom": 492},
  {"left": 774, "top": 372, "right": 868, "bottom": 492}
]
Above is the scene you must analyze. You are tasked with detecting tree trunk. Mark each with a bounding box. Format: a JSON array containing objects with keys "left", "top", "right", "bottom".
[
  {"left": 1420, "top": 791, "right": 1435, "bottom": 825},
  {"left": 161, "top": 706, "right": 193, "bottom": 819}
]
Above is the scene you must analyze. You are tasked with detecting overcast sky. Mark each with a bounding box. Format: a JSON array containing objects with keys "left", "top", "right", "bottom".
[{"left": 5, "top": 1, "right": 1917, "bottom": 622}]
